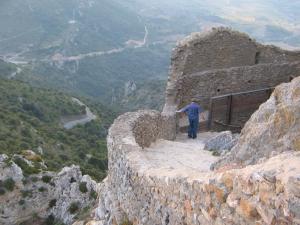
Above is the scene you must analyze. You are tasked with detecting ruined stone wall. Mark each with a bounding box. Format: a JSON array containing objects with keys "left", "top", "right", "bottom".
[
  {"left": 169, "top": 27, "right": 300, "bottom": 79},
  {"left": 162, "top": 27, "right": 300, "bottom": 137},
  {"left": 94, "top": 109, "right": 300, "bottom": 225},
  {"left": 178, "top": 62, "right": 300, "bottom": 110}
]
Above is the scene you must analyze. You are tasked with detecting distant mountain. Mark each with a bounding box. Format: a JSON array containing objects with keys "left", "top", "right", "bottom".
[
  {"left": 0, "top": 0, "right": 299, "bottom": 110},
  {"left": 0, "top": 74, "right": 115, "bottom": 180}
]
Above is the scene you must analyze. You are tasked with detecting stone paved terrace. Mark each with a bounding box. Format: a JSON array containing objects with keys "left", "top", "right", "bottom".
[{"left": 127, "top": 132, "right": 220, "bottom": 180}]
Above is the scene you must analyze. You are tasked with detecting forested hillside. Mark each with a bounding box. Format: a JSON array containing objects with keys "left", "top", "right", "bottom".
[{"left": 0, "top": 77, "right": 115, "bottom": 181}]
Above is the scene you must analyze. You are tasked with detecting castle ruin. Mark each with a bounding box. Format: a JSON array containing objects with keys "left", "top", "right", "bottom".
[
  {"left": 90, "top": 28, "right": 300, "bottom": 225},
  {"left": 163, "top": 27, "right": 300, "bottom": 135}
]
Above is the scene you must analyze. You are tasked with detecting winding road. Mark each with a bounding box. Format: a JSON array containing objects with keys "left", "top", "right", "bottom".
[
  {"left": 50, "top": 25, "right": 149, "bottom": 63},
  {"left": 62, "top": 98, "right": 97, "bottom": 130}
]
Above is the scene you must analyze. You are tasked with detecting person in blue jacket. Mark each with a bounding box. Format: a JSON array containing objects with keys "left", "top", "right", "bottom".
[{"left": 176, "top": 100, "right": 203, "bottom": 139}]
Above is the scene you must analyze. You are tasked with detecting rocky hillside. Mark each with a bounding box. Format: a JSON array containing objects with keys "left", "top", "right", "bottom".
[{"left": 0, "top": 154, "right": 98, "bottom": 225}]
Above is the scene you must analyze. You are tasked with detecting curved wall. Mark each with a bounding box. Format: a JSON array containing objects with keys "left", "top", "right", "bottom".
[{"left": 96, "top": 109, "right": 300, "bottom": 225}]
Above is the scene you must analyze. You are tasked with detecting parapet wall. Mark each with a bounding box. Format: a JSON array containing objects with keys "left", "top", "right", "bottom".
[
  {"left": 96, "top": 109, "right": 300, "bottom": 225},
  {"left": 163, "top": 27, "right": 300, "bottom": 136}
]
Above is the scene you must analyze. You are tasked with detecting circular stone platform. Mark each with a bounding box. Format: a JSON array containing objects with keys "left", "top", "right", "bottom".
[{"left": 129, "top": 132, "right": 220, "bottom": 179}]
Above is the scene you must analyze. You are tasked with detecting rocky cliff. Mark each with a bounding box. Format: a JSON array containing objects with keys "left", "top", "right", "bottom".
[{"left": 0, "top": 154, "right": 98, "bottom": 225}]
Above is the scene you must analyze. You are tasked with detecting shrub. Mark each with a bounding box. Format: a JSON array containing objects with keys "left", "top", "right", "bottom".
[
  {"left": 42, "top": 175, "right": 52, "bottom": 183},
  {"left": 38, "top": 186, "right": 47, "bottom": 192},
  {"left": 21, "top": 150, "right": 42, "bottom": 162},
  {"left": 3, "top": 178, "right": 15, "bottom": 191},
  {"left": 75, "top": 206, "right": 91, "bottom": 221},
  {"left": 46, "top": 216, "right": 65, "bottom": 225},
  {"left": 3, "top": 157, "right": 12, "bottom": 167},
  {"left": 90, "top": 189, "right": 98, "bottom": 200},
  {"left": 0, "top": 188, "right": 5, "bottom": 195},
  {"left": 31, "top": 177, "right": 39, "bottom": 182},
  {"left": 68, "top": 202, "right": 80, "bottom": 214},
  {"left": 48, "top": 199, "right": 57, "bottom": 208},
  {"left": 212, "top": 150, "right": 221, "bottom": 156},
  {"left": 21, "top": 190, "right": 33, "bottom": 198},
  {"left": 19, "top": 199, "right": 25, "bottom": 205},
  {"left": 79, "top": 182, "right": 88, "bottom": 193},
  {"left": 14, "top": 157, "right": 39, "bottom": 176},
  {"left": 45, "top": 215, "right": 55, "bottom": 225},
  {"left": 22, "top": 178, "right": 28, "bottom": 185},
  {"left": 122, "top": 218, "right": 133, "bottom": 225}
]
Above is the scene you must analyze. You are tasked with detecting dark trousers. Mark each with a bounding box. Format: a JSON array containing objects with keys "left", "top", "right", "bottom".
[{"left": 188, "top": 118, "right": 199, "bottom": 138}]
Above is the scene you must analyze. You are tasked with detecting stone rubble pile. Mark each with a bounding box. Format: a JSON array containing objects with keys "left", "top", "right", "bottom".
[{"left": 204, "top": 131, "right": 239, "bottom": 155}]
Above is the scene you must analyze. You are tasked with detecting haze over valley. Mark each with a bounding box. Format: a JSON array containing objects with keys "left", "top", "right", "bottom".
[{"left": 1, "top": 0, "right": 299, "bottom": 111}]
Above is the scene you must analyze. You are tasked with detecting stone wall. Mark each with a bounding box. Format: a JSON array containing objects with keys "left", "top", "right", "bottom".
[
  {"left": 162, "top": 27, "right": 300, "bottom": 137},
  {"left": 178, "top": 62, "right": 300, "bottom": 110},
  {"left": 94, "top": 109, "right": 300, "bottom": 225},
  {"left": 133, "top": 112, "right": 163, "bottom": 148}
]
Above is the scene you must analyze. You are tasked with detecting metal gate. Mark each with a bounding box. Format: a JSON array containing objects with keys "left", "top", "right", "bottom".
[{"left": 208, "top": 87, "right": 274, "bottom": 132}]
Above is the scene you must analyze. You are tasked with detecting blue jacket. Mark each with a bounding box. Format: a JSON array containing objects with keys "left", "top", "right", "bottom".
[{"left": 179, "top": 102, "right": 203, "bottom": 120}]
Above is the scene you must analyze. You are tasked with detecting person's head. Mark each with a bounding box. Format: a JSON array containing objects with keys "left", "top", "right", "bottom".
[{"left": 191, "top": 97, "right": 198, "bottom": 103}]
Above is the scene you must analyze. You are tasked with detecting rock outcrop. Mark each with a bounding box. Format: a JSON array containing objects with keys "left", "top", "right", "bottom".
[
  {"left": 0, "top": 155, "right": 98, "bottom": 225},
  {"left": 204, "top": 131, "right": 239, "bottom": 155},
  {"left": 212, "top": 76, "right": 300, "bottom": 169}
]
